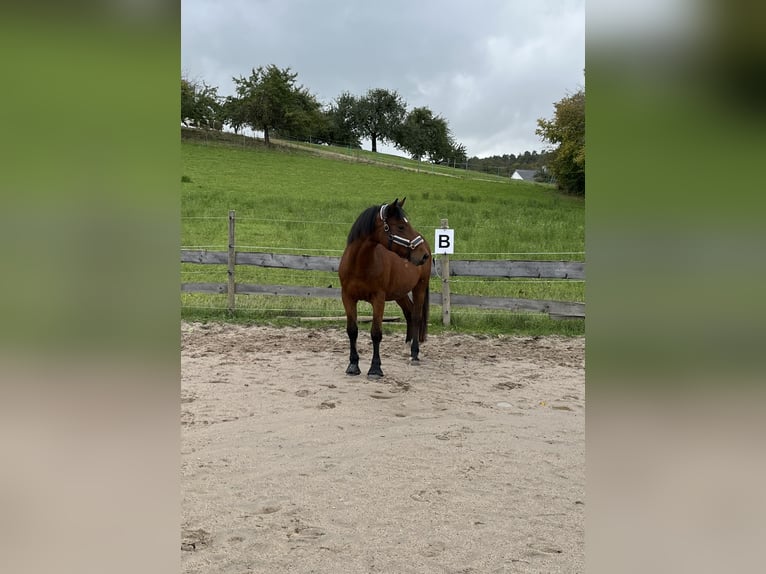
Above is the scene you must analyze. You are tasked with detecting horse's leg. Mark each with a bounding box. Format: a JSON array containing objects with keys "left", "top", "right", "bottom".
[
  {"left": 409, "top": 283, "right": 426, "bottom": 362},
  {"left": 396, "top": 296, "right": 413, "bottom": 343},
  {"left": 342, "top": 293, "right": 361, "bottom": 375},
  {"left": 367, "top": 295, "right": 385, "bottom": 378}
]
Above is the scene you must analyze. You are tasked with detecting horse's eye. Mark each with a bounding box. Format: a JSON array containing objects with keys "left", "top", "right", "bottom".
[{"left": 398, "top": 225, "right": 405, "bottom": 231}]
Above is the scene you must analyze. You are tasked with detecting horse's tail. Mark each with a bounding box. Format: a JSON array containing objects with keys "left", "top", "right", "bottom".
[{"left": 419, "top": 283, "right": 429, "bottom": 342}]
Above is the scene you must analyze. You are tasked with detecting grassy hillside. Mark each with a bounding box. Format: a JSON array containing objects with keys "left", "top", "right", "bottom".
[{"left": 181, "top": 134, "right": 584, "bottom": 335}]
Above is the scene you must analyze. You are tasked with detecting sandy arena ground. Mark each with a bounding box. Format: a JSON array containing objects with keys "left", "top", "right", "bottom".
[{"left": 181, "top": 321, "right": 585, "bottom": 573}]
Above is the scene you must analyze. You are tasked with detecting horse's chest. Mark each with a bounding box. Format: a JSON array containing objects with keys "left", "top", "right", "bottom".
[
  {"left": 340, "top": 244, "right": 424, "bottom": 301},
  {"left": 384, "top": 260, "right": 421, "bottom": 296}
]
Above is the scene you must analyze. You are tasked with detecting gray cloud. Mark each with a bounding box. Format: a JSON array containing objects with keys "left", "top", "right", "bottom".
[{"left": 182, "top": 0, "right": 584, "bottom": 157}]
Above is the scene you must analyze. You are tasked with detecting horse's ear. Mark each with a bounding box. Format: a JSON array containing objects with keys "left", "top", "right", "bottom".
[
  {"left": 399, "top": 197, "right": 406, "bottom": 208},
  {"left": 392, "top": 198, "right": 399, "bottom": 207}
]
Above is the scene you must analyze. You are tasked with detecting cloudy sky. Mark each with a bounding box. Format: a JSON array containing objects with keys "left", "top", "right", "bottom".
[{"left": 181, "top": 0, "right": 584, "bottom": 158}]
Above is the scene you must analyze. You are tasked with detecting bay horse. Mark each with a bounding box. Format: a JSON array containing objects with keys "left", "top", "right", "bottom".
[{"left": 339, "top": 198, "right": 432, "bottom": 378}]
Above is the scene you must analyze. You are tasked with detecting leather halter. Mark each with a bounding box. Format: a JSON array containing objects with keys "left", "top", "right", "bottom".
[{"left": 379, "top": 204, "right": 424, "bottom": 252}]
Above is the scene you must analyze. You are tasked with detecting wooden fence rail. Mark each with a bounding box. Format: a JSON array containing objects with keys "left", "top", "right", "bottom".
[
  {"left": 181, "top": 250, "right": 584, "bottom": 319},
  {"left": 180, "top": 250, "right": 585, "bottom": 280},
  {"left": 181, "top": 205, "right": 582, "bottom": 318}
]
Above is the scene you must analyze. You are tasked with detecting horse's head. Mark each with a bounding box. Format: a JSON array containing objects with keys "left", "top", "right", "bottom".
[{"left": 377, "top": 198, "right": 431, "bottom": 266}]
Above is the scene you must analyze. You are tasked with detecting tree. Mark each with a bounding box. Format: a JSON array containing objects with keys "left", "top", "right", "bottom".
[
  {"left": 232, "top": 65, "right": 317, "bottom": 144},
  {"left": 395, "top": 107, "right": 466, "bottom": 165},
  {"left": 220, "top": 95, "right": 247, "bottom": 134},
  {"left": 536, "top": 88, "right": 585, "bottom": 195},
  {"left": 277, "top": 85, "right": 325, "bottom": 142},
  {"left": 321, "top": 92, "right": 362, "bottom": 148},
  {"left": 397, "top": 107, "right": 437, "bottom": 161},
  {"left": 448, "top": 140, "right": 468, "bottom": 165},
  {"left": 429, "top": 129, "right": 463, "bottom": 165},
  {"left": 181, "top": 78, "right": 196, "bottom": 125},
  {"left": 181, "top": 77, "right": 222, "bottom": 129},
  {"left": 354, "top": 88, "right": 407, "bottom": 152}
]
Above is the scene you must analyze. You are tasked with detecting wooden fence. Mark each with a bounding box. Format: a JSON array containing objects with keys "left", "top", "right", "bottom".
[{"left": 181, "top": 211, "right": 585, "bottom": 320}]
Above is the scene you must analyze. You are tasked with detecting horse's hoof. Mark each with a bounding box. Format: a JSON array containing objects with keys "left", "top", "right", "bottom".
[
  {"left": 346, "top": 364, "right": 361, "bottom": 376},
  {"left": 409, "top": 357, "right": 420, "bottom": 365},
  {"left": 366, "top": 368, "right": 384, "bottom": 379}
]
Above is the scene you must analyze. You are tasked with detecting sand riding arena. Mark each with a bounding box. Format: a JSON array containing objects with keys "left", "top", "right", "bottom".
[{"left": 181, "top": 321, "right": 585, "bottom": 573}]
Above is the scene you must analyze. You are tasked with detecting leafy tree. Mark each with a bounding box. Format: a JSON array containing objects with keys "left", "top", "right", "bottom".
[
  {"left": 396, "top": 106, "right": 466, "bottom": 165},
  {"left": 430, "top": 130, "right": 464, "bottom": 165},
  {"left": 397, "top": 107, "right": 437, "bottom": 161},
  {"left": 536, "top": 88, "right": 585, "bottom": 195},
  {"left": 181, "top": 78, "right": 196, "bottom": 125},
  {"left": 220, "top": 95, "right": 247, "bottom": 134},
  {"left": 276, "top": 85, "right": 325, "bottom": 142},
  {"left": 321, "top": 92, "right": 362, "bottom": 147},
  {"left": 181, "top": 77, "right": 222, "bottom": 129},
  {"left": 447, "top": 140, "right": 468, "bottom": 165},
  {"left": 232, "top": 65, "right": 318, "bottom": 144},
  {"left": 354, "top": 88, "right": 406, "bottom": 152}
]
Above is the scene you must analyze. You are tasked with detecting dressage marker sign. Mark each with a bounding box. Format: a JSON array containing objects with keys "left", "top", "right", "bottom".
[{"left": 434, "top": 228, "right": 454, "bottom": 254}]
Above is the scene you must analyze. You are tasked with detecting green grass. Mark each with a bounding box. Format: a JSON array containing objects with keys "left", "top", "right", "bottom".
[
  {"left": 275, "top": 137, "right": 520, "bottom": 183},
  {"left": 181, "top": 132, "right": 584, "bottom": 336},
  {"left": 182, "top": 127, "right": 537, "bottom": 184}
]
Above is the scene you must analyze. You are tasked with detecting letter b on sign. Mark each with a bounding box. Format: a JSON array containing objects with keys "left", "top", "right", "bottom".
[{"left": 434, "top": 229, "right": 454, "bottom": 254}]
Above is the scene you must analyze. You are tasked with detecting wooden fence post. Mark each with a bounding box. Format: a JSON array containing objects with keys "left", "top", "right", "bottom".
[
  {"left": 228, "top": 210, "right": 236, "bottom": 312},
  {"left": 440, "top": 218, "right": 451, "bottom": 326}
]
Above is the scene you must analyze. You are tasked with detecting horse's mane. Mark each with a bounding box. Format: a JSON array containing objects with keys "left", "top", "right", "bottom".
[{"left": 346, "top": 202, "right": 407, "bottom": 245}]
